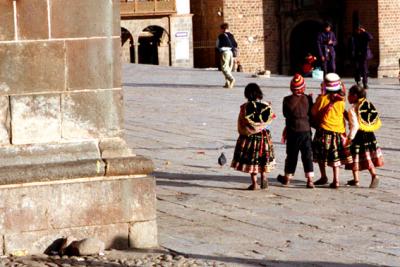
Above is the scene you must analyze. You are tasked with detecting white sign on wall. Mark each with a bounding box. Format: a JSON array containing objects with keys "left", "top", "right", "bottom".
[
  {"left": 175, "top": 31, "right": 190, "bottom": 60},
  {"left": 176, "top": 0, "right": 190, "bottom": 14}
]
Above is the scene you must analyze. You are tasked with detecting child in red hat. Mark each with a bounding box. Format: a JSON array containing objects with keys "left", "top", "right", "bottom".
[{"left": 277, "top": 74, "right": 315, "bottom": 188}]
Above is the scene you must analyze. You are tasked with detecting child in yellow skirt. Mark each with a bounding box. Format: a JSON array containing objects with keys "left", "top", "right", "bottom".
[{"left": 311, "top": 73, "right": 352, "bottom": 188}]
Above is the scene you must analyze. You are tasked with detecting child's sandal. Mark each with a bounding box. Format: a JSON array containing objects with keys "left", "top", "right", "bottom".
[
  {"left": 277, "top": 175, "right": 289, "bottom": 186},
  {"left": 306, "top": 181, "right": 315, "bottom": 189},
  {"left": 247, "top": 184, "right": 259, "bottom": 190},
  {"left": 329, "top": 182, "right": 339, "bottom": 189},
  {"left": 369, "top": 176, "right": 380, "bottom": 189},
  {"left": 346, "top": 180, "right": 360, "bottom": 187},
  {"left": 314, "top": 176, "right": 328, "bottom": 186}
]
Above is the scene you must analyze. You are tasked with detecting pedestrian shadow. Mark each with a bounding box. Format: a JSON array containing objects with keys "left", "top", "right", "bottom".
[
  {"left": 123, "top": 83, "right": 223, "bottom": 89},
  {"left": 165, "top": 251, "right": 380, "bottom": 266},
  {"left": 154, "top": 171, "right": 313, "bottom": 190}
]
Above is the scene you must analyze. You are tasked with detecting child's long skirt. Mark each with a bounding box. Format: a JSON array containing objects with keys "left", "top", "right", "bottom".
[
  {"left": 312, "top": 128, "right": 353, "bottom": 167},
  {"left": 345, "top": 130, "right": 384, "bottom": 171},
  {"left": 231, "top": 130, "right": 275, "bottom": 173}
]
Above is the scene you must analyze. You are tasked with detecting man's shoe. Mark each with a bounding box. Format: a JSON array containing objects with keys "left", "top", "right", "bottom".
[{"left": 228, "top": 78, "right": 235, "bottom": 88}]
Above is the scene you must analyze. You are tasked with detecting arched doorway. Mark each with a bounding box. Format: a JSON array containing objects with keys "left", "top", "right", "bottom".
[
  {"left": 138, "top": 26, "right": 170, "bottom": 66},
  {"left": 121, "top": 27, "right": 135, "bottom": 63},
  {"left": 289, "top": 20, "right": 322, "bottom": 74}
]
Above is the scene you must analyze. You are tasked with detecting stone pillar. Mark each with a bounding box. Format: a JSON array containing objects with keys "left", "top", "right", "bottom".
[
  {"left": 170, "top": 14, "right": 194, "bottom": 68},
  {"left": 0, "top": 0, "right": 157, "bottom": 254}
]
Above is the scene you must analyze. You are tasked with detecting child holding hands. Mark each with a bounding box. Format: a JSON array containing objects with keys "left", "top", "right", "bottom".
[
  {"left": 345, "top": 85, "right": 384, "bottom": 188},
  {"left": 277, "top": 74, "right": 315, "bottom": 188},
  {"left": 311, "top": 73, "right": 352, "bottom": 188}
]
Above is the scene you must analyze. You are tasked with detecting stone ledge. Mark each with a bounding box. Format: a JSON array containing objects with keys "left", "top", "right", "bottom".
[
  {"left": 105, "top": 156, "right": 154, "bottom": 177},
  {"left": 0, "top": 141, "right": 104, "bottom": 185}
]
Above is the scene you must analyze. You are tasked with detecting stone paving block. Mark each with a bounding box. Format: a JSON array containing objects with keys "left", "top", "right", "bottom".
[
  {"left": 0, "top": 42, "right": 65, "bottom": 95},
  {"left": 129, "top": 220, "right": 158, "bottom": 248},
  {"left": 11, "top": 94, "right": 61, "bottom": 144},
  {"left": 0, "top": 176, "right": 156, "bottom": 234},
  {"left": 0, "top": 0, "right": 14, "bottom": 41},
  {"left": 4, "top": 223, "right": 129, "bottom": 255},
  {"left": 66, "top": 38, "right": 120, "bottom": 90},
  {"left": 50, "top": 0, "right": 118, "bottom": 38},
  {"left": 62, "top": 89, "right": 123, "bottom": 140},
  {"left": 17, "top": 0, "right": 49, "bottom": 40},
  {"left": 0, "top": 96, "right": 10, "bottom": 145}
]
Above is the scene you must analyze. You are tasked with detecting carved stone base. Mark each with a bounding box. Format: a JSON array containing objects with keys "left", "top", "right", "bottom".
[{"left": 0, "top": 174, "right": 157, "bottom": 255}]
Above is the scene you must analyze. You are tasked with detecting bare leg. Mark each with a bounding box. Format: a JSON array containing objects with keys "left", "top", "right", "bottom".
[
  {"left": 368, "top": 167, "right": 379, "bottom": 188},
  {"left": 352, "top": 170, "right": 360, "bottom": 183},
  {"left": 249, "top": 173, "right": 259, "bottom": 190},
  {"left": 331, "top": 166, "right": 340, "bottom": 188},
  {"left": 314, "top": 162, "right": 328, "bottom": 185},
  {"left": 346, "top": 169, "right": 360, "bottom": 186},
  {"left": 261, "top": 172, "right": 268, "bottom": 189},
  {"left": 319, "top": 162, "right": 327, "bottom": 179}
]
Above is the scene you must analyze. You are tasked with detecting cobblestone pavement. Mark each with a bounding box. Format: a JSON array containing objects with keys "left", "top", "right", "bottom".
[
  {"left": 3, "top": 65, "right": 398, "bottom": 267},
  {"left": 0, "top": 251, "right": 227, "bottom": 266},
  {"left": 123, "top": 65, "right": 400, "bottom": 267}
]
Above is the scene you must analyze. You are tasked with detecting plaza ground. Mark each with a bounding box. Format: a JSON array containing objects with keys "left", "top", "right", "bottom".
[{"left": 123, "top": 64, "right": 400, "bottom": 267}]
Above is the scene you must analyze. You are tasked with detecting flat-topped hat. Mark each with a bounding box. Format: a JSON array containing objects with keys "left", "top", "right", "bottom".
[{"left": 324, "top": 73, "right": 342, "bottom": 92}]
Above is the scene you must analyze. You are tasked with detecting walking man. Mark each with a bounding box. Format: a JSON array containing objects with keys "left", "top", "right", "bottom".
[
  {"left": 216, "top": 23, "right": 238, "bottom": 88},
  {"left": 317, "top": 22, "right": 337, "bottom": 74},
  {"left": 351, "top": 25, "right": 373, "bottom": 89}
]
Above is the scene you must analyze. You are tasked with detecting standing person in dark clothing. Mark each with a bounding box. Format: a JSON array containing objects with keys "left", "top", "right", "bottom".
[
  {"left": 277, "top": 74, "right": 315, "bottom": 188},
  {"left": 351, "top": 25, "right": 373, "bottom": 89},
  {"left": 216, "top": 23, "right": 238, "bottom": 89},
  {"left": 317, "top": 22, "right": 337, "bottom": 74}
]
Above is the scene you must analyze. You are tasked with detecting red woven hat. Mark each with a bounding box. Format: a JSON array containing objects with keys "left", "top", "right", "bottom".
[{"left": 290, "top": 74, "right": 305, "bottom": 94}]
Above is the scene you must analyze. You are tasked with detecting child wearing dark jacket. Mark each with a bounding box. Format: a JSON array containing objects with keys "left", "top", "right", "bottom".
[{"left": 277, "top": 74, "right": 315, "bottom": 188}]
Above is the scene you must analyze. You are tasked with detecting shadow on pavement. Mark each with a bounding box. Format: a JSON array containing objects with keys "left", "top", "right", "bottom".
[
  {"left": 154, "top": 171, "right": 315, "bottom": 190},
  {"left": 165, "top": 250, "right": 381, "bottom": 267}
]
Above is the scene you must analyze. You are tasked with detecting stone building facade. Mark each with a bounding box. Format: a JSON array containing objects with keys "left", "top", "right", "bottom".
[
  {"left": 120, "top": 0, "right": 193, "bottom": 68},
  {"left": 191, "top": 0, "right": 400, "bottom": 77}
]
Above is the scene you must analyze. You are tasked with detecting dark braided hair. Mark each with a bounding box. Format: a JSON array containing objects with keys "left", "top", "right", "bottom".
[{"left": 244, "top": 83, "right": 263, "bottom": 101}]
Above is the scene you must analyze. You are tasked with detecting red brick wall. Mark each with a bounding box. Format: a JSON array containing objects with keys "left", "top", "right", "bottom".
[
  {"left": 377, "top": 0, "right": 400, "bottom": 77},
  {"left": 263, "top": 0, "right": 280, "bottom": 73},
  {"left": 223, "top": 0, "right": 265, "bottom": 72}
]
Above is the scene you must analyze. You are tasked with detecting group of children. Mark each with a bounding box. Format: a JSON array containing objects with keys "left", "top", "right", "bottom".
[{"left": 230, "top": 73, "right": 384, "bottom": 190}]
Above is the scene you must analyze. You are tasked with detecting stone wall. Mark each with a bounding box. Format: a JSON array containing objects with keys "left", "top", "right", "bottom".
[
  {"left": 0, "top": 0, "right": 157, "bottom": 254},
  {"left": 170, "top": 14, "right": 194, "bottom": 68},
  {"left": 0, "top": 0, "right": 122, "bottom": 144},
  {"left": 223, "top": 0, "right": 266, "bottom": 73},
  {"left": 191, "top": 0, "right": 279, "bottom": 73},
  {"left": 377, "top": 0, "right": 400, "bottom": 77}
]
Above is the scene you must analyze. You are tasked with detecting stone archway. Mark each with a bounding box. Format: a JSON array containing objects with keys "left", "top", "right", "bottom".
[
  {"left": 289, "top": 20, "right": 322, "bottom": 74},
  {"left": 121, "top": 27, "right": 135, "bottom": 63},
  {"left": 138, "top": 26, "right": 170, "bottom": 66}
]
